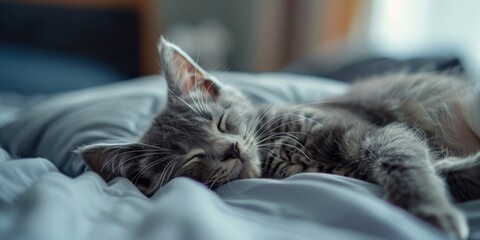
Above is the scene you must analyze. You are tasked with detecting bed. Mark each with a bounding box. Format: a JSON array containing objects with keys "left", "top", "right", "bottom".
[{"left": 0, "top": 72, "right": 479, "bottom": 240}]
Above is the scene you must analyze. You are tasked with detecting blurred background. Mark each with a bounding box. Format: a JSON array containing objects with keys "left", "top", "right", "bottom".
[{"left": 1, "top": 0, "right": 479, "bottom": 94}]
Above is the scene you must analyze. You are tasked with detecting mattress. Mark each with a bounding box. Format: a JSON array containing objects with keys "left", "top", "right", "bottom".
[{"left": 0, "top": 72, "right": 479, "bottom": 240}]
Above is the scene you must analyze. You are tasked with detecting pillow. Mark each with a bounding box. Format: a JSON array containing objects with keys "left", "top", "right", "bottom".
[{"left": 0, "top": 72, "right": 347, "bottom": 177}]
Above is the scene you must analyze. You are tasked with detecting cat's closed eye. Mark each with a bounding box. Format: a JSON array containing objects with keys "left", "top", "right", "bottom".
[
  {"left": 189, "top": 154, "right": 205, "bottom": 161},
  {"left": 217, "top": 113, "right": 227, "bottom": 132}
]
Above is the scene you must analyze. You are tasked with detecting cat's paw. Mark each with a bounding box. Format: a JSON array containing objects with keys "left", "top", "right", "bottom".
[{"left": 413, "top": 204, "right": 469, "bottom": 240}]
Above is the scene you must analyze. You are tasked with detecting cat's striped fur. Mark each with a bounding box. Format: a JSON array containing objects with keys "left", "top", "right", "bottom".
[
  {"left": 256, "top": 72, "right": 478, "bottom": 183},
  {"left": 81, "top": 38, "right": 480, "bottom": 240}
]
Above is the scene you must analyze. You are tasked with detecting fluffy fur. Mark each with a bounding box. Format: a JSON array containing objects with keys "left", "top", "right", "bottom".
[{"left": 80, "top": 38, "right": 480, "bottom": 240}]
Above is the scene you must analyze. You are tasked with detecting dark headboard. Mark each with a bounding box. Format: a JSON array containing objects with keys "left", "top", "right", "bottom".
[{"left": 0, "top": 2, "right": 140, "bottom": 77}]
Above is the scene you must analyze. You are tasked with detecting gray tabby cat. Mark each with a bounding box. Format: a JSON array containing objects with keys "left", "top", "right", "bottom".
[{"left": 81, "top": 38, "right": 480, "bottom": 240}]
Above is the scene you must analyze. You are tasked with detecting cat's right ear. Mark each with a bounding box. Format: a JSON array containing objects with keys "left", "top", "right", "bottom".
[
  {"left": 77, "top": 143, "right": 142, "bottom": 182},
  {"left": 158, "top": 36, "right": 224, "bottom": 98}
]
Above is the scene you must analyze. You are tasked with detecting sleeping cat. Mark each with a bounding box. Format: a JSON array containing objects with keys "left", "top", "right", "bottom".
[{"left": 80, "top": 38, "right": 480, "bottom": 240}]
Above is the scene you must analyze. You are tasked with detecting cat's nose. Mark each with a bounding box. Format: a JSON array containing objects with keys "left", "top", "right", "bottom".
[
  {"left": 231, "top": 142, "right": 241, "bottom": 158},
  {"left": 223, "top": 142, "right": 241, "bottom": 161}
]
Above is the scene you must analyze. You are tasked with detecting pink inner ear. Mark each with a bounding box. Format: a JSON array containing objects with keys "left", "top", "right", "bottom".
[
  {"left": 202, "top": 79, "right": 219, "bottom": 97},
  {"left": 170, "top": 47, "right": 218, "bottom": 97},
  {"left": 181, "top": 77, "right": 218, "bottom": 98}
]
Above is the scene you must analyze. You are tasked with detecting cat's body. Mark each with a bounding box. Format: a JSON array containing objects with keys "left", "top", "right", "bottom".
[
  {"left": 81, "top": 38, "right": 480, "bottom": 240},
  {"left": 256, "top": 72, "right": 479, "bottom": 183}
]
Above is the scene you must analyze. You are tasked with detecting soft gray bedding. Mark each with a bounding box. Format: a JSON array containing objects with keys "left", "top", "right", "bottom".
[{"left": 0, "top": 72, "right": 479, "bottom": 240}]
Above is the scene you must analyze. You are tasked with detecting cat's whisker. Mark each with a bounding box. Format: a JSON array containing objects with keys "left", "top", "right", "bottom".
[
  {"left": 206, "top": 60, "right": 230, "bottom": 75},
  {"left": 252, "top": 110, "right": 303, "bottom": 139},
  {"left": 253, "top": 113, "right": 307, "bottom": 141},
  {"left": 209, "top": 176, "right": 220, "bottom": 190},
  {"left": 143, "top": 158, "right": 177, "bottom": 196},
  {"left": 257, "top": 148, "right": 281, "bottom": 174},
  {"left": 291, "top": 114, "right": 323, "bottom": 126},
  {"left": 207, "top": 169, "right": 223, "bottom": 189},
  {"left": 114, "top": 152, "right": 169, "bottom": 177},
  {"left": 243, "top": 115, "right": 254, "bottom": 138},
  {"left": 207, "top": 65, "right": 231, "bottom": 77},
  {"left": 246, "top": 85, "right": 333, "bottom": 138},
  {"left": 259, "top": 131, "right": 310, "bottom": 145},
  {"left": 156, "top": 161, "right": 172, "bottom": 191},
  {"left": 199, "top": 80, "right": 211, "bottom": 113},
  {"left": 133, "top": 156, "right": 174, "bottom": 183},
  {"left": 191, "top": 92, "right": 201, "bottom": 114},
  {"left": 245, "top": 108, "right": 281, "bottom": 143},
  {"left": 194, "top": 69, "right": 211, "bottom": 114},
  {"left": 131, "top": 156, "right": 174, "bottom": 185},
  {"left": 224, "top": 174, "right": 240, "bottom": 195},
  {"left": 158, "top": 160, "right": 177, "bottom": 189},
  {"left": 192, "top": 72, "right": 204, "bottom": 113},
  {"left": 184, "top": 67, "right": 207, "bottom": 115},
  {"left": 155, "top": 162, "right": 171, "bottom": 191},
  {"left": 187, "top": 72, "right": 202, "bottom": 114},
  {"left": 257, "top": 148, "right": 278, "bottom": 161},
  {"left": 256, "top": 132, "right": 299, "bottom": 145},
  {"left": 256, "top": 126, "right": 304, "bottom": 143},
  {"left": 167, "top": 88, "right": 200, "bottom": 115},
  {"left": 256, "top": 133, "right": 305, "bottom": 148},
  {"left": 251, "top": 99, "right": 342, "bottom": 137},
  {"left": 99, "top": 149, "right": 168, "bottom": 177},
  {"left": 244, "top": 102, "right": 280, "bottom": 139},
  {"left": 247, "top": 103, "right": 282, "bottom": 137},
  {"left": 245, "top": 93, "right": 303, "bottom": 138},
  {"left": 258, "top": 142, "right": 310, "bottom": 160},
  {"left": 164, "top": 161, "right": 179, "bottom": 188},
  {"left": 256, "top": 113, "right": 322, "bottom": 140}
]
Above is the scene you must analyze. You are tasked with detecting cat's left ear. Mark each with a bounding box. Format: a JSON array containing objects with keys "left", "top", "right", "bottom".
[
  {"left": 78, "top": 143, "right": 166, "bottom": 197},
  {"left": 158, "top": 36, "right": 224, "bottom": 98},
  {"left": 78, "top": 143, "right": 143, "bottom": 182}
]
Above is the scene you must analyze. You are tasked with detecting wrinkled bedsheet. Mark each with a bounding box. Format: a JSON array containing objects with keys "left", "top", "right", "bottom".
[{"left": 0, "top": 73, "right": 479, "bottom": 240}]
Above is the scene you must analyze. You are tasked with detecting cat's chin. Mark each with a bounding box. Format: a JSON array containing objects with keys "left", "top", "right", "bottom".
[
  {"left": 221, "top": 156, "right": 261, "bottom": 184},
  {"left": 237, "top": 156, "right": 262, "bottom": 179}
]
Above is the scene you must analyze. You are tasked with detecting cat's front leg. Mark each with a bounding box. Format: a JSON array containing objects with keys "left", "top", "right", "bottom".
[{"left": 361, "top": 123, "right": 469, "bottom": 240}]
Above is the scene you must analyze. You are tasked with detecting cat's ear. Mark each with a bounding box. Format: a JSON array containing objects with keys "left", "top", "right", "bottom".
[
  {"left": 79, "top": 143, "right": 142, "bottom": 182},
  {"left": 79, "top": 143, "right": 166, "bottom": 197},
  {"left": 158, "top": 36, "right": 223, "bottom": 98}
]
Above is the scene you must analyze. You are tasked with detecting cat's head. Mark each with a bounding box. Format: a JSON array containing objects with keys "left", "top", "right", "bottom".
[{"left": 80, "top": 38, "right": 261, "bottom": 196}]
